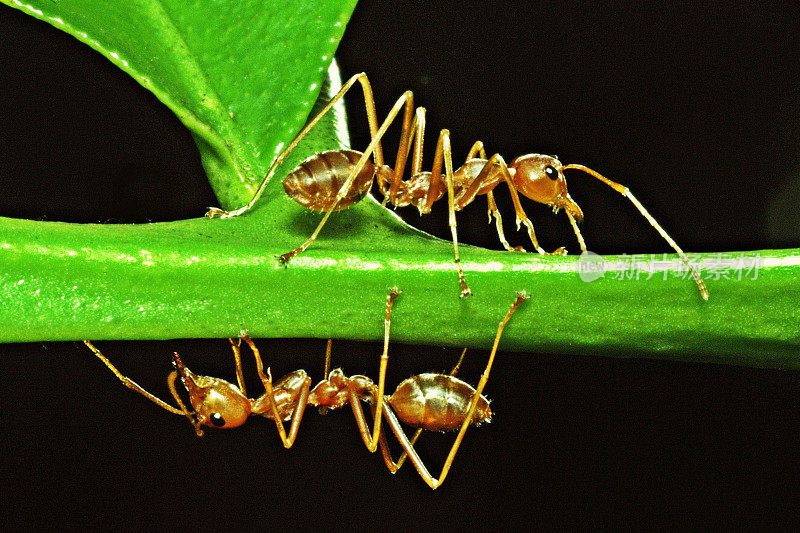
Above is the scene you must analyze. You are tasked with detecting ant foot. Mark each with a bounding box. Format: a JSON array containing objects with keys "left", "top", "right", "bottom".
[
  {"left": 511, "top": 246, "right": 527, "bottom": 252},
  {"left": 460, "top": 287, "right": 473, "bottom": 298},
  {"left": 205, "top": 207, "right": 230, "bottom": 218},
  {"left": 207, "top": 206, "right": 249, "bottom": 219},
  {"left": 277, "top": 252, "right": 293, "bottom": 265},
  {"left": 206, "top": 207, "right": 228, "bottom": 218},
  {"left": 548, "top": 247, "right": 568, "bottom": 256}
]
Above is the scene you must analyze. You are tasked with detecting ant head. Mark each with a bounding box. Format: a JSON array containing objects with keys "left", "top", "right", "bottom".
[
  {"left": 172, "top": 353, "right": 252, "bottom": 429},
  {"left": 509, "top": 154, "right": 583, "bottom": 221}
]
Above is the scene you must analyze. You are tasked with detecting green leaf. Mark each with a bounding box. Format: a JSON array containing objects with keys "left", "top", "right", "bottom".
[
  {"left": 1, "top": 0, "right": 798, "bottom": 369},
  {"left": 2, "top": 0, "right": 356, "bottom": 208}
]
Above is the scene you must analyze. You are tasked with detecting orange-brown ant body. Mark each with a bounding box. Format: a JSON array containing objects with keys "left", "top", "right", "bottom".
[
  {"left": 207, "top": 73, "right": 708, "bottom": 300},
  {"left": 84, "top": 290, "right": 528, "bottom": 489}
]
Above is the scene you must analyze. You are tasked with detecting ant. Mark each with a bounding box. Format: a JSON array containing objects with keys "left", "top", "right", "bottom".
[
  {"left": 207, "top": 73, "right": 708, "bottom": 301},
  {"left": 83, "top": 289, "right": 528, "bottom": 489}
]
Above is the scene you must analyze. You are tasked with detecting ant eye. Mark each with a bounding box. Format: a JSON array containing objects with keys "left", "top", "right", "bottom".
[
  {"left": 544, "top": 165, "right": 558, "bottom": 181},
  {"left": 210, "top": 412, "right": 225, "bottom": 427}
]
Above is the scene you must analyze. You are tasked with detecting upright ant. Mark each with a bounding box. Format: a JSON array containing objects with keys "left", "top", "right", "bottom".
[
  {"left": 84, "top": 289, "right": 528, "bottom": 489},
  {"left": 207, "top": 73, "right": 708, "bottom": 300}
]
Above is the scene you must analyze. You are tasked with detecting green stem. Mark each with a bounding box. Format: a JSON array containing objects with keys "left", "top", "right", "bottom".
[{"left": 2, "top": 201, "right": 798, "bottom": 368}]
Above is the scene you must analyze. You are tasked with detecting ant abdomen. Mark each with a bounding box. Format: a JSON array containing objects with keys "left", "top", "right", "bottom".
[
  {"left": 389, "top": 373, "right": 492, "bottom": 431},
  {"left": 282, "top": 150, "right": 378, "bottom": 212}
]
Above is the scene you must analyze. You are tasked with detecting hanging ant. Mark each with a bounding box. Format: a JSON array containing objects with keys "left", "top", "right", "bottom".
[
  {"left": 83, "top": 290, "right": 528, "bottom": 488},
  {"left": 206, "top": 73, "right": 708, "bottom": 300}
]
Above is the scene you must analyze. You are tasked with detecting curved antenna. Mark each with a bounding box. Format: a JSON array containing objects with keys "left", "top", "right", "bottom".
[
  {"left": 563, "top": 164, "right": 709, "bottom": 301},
  {"left": 84, "top": 340, "right": 203, "bottom": 435}
]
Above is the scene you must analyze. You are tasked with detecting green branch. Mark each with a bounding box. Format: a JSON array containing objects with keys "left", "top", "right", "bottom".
[{"left": 2, "top": 205, "right": 798, "bottom": 367}]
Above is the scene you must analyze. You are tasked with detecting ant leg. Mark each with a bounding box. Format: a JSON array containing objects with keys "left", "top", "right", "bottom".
[
  {"left": 427, "top": 129, "right": 471, "bottom": 297},
  {"left": 384, "top": 106, "right": 426, "bottom": 206},
  {"left": 381, "top": 97, "right": 416, "bottom": 203},
  {"left": 382, "top": 292, "right": 528, "bottom": 489},
  {"left": 562, "top": 164, "right": 708, "bottom": 300},
  {"left": 228, "top": 337, "right": 246, "bottom": 396},
  {"left": 487, "top": 192, "right": 526, "bottom": 252},
  {"left": 463, "top": 141, "right": 524, "bottom": 252},
  {"left": 467, "top": 141, "right": 525, "bottom": 252},
  {"left": 206, "top": 73, "right": 384, "bottom": 219},
  {"left": 444, "top": 133, "right": 471, "bottom": 297},
  {"left": 449, "top": 347, "right": 468, "bottom": 376},
  {"left": 421, "top": 138, "right": 486, "bottom": 215},
  {"left": 278, "top": 91, "right": 416, "bottom": 264},
  {"left": 241, "top": 335, "right": 311, "bottom": 448},
  {"left": 83, "top": 341, "right": 191, "bottom": 418},
  {"left": 442, "top": 144, "right": 528, "bottom": 255},
  {"left": 323, "top": 339, "right": 333, "bottom": 377},
  {"left": 466, "top": 140, "right": 487, "bottom": 160},
  {"left": 318, "top": 339, "right": 333, "bottom": 415},
  {"left": 376, "top": 404, "right": 424, "bottom": 474},
  {"left": 432, "top": 292, "right": 528, "bottom": 486},
  {"left": 346, "top": 288, "right": 400, "bottom": 453}
]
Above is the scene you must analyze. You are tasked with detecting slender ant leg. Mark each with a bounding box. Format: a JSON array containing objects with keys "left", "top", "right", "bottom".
[
  {"left": 84, "top": 340, "right": 190, "bottom": 417},
  {"left": 240, "top": 334, "right": 311, "bottom": 449},
  {"left": 319, "top": 339, "right": 333, "bottom": 415},
  {"left": 323, "top": 339, "right": 333, "bottom": 378},
  {"left": 346, "top": 288, "right": 400, "bottom": 453},
  {"left": 487, "top": 192, "right": 525, "bottom": 252},
  {"left": 228, "top": 337, "right": 247, "bottom": 396},
  {"left": 493, "top": 155, "right": 550, "bottom": 255},
  {"left": 566, "top": 211, "right": 588, "bottom": 253},
  {"left": 424, "top": 129, "right": 471, "bottom": 297},
  {"left": 449, "top": 347, "right": 468, "bottom": 376},
  {"left": 464, "top": 140, "right": 526, "bottom": 253},
  {"left": 443, "top": 133, "right": 471, "bottom": 297},
  {"left": 471, "top": 143, "right": 524, "bottom": 253},
  {"left": 386, "top": 107, "right": 473, "bottom": 296},
  {"left": 385, "top": 106, "right": 426, "bottom": 206}
]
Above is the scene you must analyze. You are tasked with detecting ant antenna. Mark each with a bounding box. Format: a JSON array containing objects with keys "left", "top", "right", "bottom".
[{"left": 562, "top": 164, "right": 708, "bottom": 300}]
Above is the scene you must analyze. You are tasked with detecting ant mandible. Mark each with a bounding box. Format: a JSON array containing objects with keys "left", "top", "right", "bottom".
[
  {"left": 83, "top": 289, "right": 528, "bottom": 489},
  {"left": 207, "top": 73, "right": 708, "bottom": 301}
]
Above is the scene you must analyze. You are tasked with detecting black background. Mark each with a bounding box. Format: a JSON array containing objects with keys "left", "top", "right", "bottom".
[{"left": 1, "top": 1, "right": 799, "bottom": 528}]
